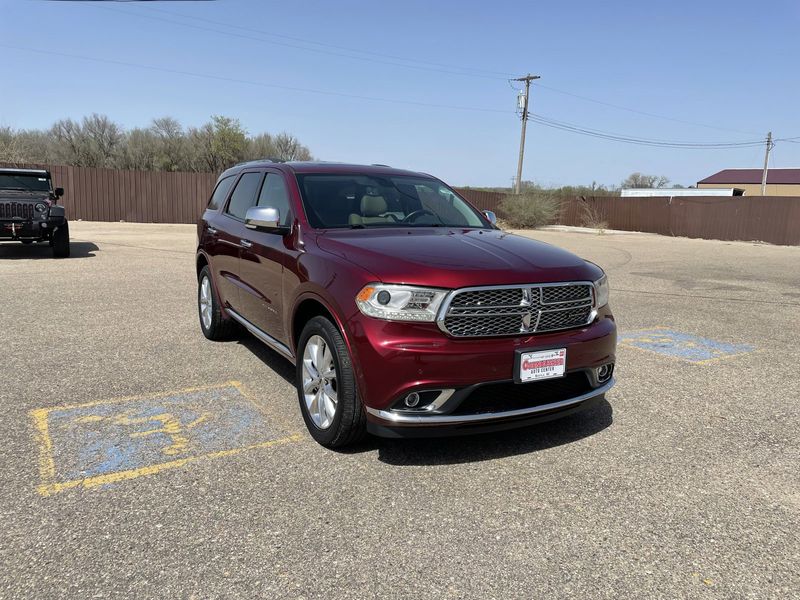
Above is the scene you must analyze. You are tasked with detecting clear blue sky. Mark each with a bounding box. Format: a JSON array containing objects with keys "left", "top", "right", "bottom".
[{"left": 2, "top": 0, "right": 799, "bottom": 187}]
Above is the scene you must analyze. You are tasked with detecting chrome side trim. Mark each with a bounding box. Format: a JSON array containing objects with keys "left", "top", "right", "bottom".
[
  {"left": 225, "top": 308, "right": 295, "bottom": 363},
  {"left": 366, "top": 378, "right": 614, "bottom": 425}
]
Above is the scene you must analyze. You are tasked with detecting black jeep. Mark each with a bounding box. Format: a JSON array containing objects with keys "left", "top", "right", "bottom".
[{"left": 0, "top": 168, "right": 70, "bottom": 258}]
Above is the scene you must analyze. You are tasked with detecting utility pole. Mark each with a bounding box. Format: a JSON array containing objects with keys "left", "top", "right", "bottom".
[
  {"left": 513, "top": 73, "right": 540, "bottom": 194},
  {"left": 761, "top": 131, "right": 773, "bottom": 195}
]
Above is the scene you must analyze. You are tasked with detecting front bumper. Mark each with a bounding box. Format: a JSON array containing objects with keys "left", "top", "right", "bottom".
[
  {"left": 366, "top": 382, "right": 611, "bottom": 438},
  {"left": 0, "top": 216, "right": 64, "bottom": 241},
  {"left": 345, "top": 306, "right": 616, "bottom": 434}
]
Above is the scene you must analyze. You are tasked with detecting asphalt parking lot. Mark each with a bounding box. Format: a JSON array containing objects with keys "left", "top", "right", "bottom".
[{"left": 1, "top": 222, "right": 798, "bottom": 599}]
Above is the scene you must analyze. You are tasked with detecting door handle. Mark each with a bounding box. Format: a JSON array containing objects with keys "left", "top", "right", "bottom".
[
  {"left": 240, "top": 239, "right": 253, "bottom": 249},
  {"left": 207, "top": 227, "right": 218, "bottom": 235}
]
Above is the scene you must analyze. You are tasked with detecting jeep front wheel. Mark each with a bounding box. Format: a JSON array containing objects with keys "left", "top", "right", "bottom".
[{"left": 52, "top": 222, "right": 70, "bottom": 258}]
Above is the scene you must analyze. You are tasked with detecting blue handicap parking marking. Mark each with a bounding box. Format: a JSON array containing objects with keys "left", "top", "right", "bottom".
[
  {"left": 38, "top": 383, "right": 283, "bottom": 488},
  {"left": 619, "top": 328, "right": 754, "bottom": 363}
]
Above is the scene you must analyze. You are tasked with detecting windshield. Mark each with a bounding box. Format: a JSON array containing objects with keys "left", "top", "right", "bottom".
[
  {"left": 296, "top": 174, "right": 489, "bottom": 229},
  {"left": 0, "top": 173, "right": 51, "bottom": 192}
]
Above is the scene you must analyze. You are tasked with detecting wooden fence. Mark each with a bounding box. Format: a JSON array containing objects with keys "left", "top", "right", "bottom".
[
  {"left": 558, "top": 195, "right": 800, "bottom": 246},
  {"left": 4, "top": 164, "right": 799, "bottom": 245}
]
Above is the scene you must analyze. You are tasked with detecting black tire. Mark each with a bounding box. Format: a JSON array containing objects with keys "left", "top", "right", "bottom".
[
  {"left": 296, "top": 316, "right": 366, "bottom": 448},
  {"left": 52, "top": 222, "right": 70, "bottom": 258},
  {"left": 198, "top": 266, "right": 238, "bottom": 340}
]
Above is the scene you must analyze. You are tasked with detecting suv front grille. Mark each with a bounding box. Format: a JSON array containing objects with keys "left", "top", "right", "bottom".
[
  {"left": 0, "top": 201, "right": 34, "bottom": 220},
  {"left": 441, "top": 283, "right": 594, "bottom": 337}
]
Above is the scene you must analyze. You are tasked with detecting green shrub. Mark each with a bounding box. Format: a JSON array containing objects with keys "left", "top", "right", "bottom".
[{"left": 499, "top": 191, "right": 560, "bottom": 229}]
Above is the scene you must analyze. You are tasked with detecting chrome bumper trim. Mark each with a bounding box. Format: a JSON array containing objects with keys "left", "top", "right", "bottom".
[{"left": 366, "top": 377, "right": 614, "bottom": 425}]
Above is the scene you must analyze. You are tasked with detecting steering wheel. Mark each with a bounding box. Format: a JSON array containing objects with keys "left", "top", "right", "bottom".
[{"left": 402, "top": 209, "right": 439, "bottom": 223}]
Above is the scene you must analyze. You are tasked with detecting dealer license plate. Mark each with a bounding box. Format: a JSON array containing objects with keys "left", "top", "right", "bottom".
[{"left": 517, "top": 348, "right": 567, "bottom": 383}]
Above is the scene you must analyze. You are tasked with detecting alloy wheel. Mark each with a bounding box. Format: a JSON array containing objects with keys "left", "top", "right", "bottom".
[
  {"left": 302, "top": 335, "right": 338, "bottom": 429},
  {"left": 199, "top": 276, "right": 213, "bottom": 330}
]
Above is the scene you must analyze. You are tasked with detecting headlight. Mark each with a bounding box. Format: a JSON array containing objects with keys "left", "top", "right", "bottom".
[
  {"left": 35, "top": 203, "right": 47, "bottom": 212},
  {"left": 593, "top": 274, "right": 609, "bottom": 308},
  {"left": 356, "top": 284, "right": 448, "bottom": 322}
]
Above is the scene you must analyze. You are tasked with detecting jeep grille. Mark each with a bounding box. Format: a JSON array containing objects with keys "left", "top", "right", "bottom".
[
  {"left": 440, "top": 283, "right": 594, "bottom": 337},
  {"left": 0, "top": 201, "right": 34, "bottom": 220}
]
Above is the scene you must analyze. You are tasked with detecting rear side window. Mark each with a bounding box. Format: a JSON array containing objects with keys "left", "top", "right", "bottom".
[
  {"left": 207, "top": 175, "right": 235, "bottom": 210},
  {"left": 225, "top": 172, "right": 264, "bottom": 220},
  {"left": 257, "top": 173, "right": 292, "bottom": 226}
]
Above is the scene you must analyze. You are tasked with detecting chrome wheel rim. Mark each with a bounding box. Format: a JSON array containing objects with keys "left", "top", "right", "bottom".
[
  {"left": 302, "top": 335, "right": 338, "bottom": 429},
  {"left": 199, "top": 276, "right": 213, "bottom": 330}
]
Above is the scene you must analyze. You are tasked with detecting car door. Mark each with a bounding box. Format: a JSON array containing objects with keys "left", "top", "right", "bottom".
[
  {"left": 218, "top": 170, "right": 265, "bottom": 313},
  {"left": 237, "top": 170, "right": 295, "bottom": 342},
  {"left": 202, "top": 174, "right": 241, "bottom": 310}
]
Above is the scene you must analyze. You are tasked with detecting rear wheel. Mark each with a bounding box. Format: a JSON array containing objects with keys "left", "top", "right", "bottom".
[
  {"left": 296, "top": 316, "right": 366, "bottom": 448},
  {"left": 198, "top": 266, "right": 238, "bottom": 340},
  {"left": 52, "top": 222, "right": 70, "bottom": 258}
]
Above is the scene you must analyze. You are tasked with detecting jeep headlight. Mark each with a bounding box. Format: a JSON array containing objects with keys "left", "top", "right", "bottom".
[
  {"left": 593, "top": 274, "right": 609, "bottom": 308},
  {"left": 35, "top": 203, "right": 47, "bottom": 213},
  {"left": 356, "top": 284, "right": 447, "bottom": 322}
]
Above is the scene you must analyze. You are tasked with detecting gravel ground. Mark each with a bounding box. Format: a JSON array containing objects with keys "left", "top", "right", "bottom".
[{"left": 1, "top": 222, "right": 798, "bottom": 599}]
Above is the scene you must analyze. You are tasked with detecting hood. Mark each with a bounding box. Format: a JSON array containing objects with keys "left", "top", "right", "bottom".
[
  {"left": 315, "top": 228, "right": 603, "bottom": 288},
  {"left": 0, "top": 190, "right": 50, "bottom": 202}
]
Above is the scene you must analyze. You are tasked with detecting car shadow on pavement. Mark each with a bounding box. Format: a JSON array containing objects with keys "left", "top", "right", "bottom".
[
  {"left": 0, "top": 241, "right": 99, "bottom": 259},
  {"left": 370, "top": 399, "right": 613, "bottom": 466},
  {"left": 237, "top": 335, "right": 295, "bottom": 383}
]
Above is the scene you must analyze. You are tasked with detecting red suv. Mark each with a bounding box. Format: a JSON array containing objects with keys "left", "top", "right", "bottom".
[{"left": 196, "top": 161, "right": 616, "bottom": 447}]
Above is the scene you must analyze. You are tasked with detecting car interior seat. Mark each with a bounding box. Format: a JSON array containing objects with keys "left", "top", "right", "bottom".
[{"left": 349, "top": 194, "right": 397, "bottom": 226}]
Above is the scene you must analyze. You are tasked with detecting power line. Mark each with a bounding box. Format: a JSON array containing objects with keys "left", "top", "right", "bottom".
[
  {"left": 531, "top": 82, "right": 759, "bottom": 135},
  {"left": 140, "top": 5, "right": 515, "bottom": 79},
  {"left": 93, "top": 4, "right": 510, "bottom": 81},
  {"left": 527, "top": 113, "right": 767, "bottom": 148},
  {"left": 0, "top": 43, "right": 512, "bottom": 114}
]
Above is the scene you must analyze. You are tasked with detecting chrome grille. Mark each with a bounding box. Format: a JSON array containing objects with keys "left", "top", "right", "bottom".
[
  {"left": 0, "top": 201, "right": 34, "bottom": 220},
  {"left": 441, "top": 283, "right": 594, "bottom": 338}
]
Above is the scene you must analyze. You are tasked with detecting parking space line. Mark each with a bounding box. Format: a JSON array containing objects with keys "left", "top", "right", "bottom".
[
  {"left": 36, "top": 434, "right": 301, "bottom": 497},
  {"left": 30, "top": 381, "right": 304, "bottom": 497},
  {"left": 619, "top": 327, "right": 756, "bottom": 364}
]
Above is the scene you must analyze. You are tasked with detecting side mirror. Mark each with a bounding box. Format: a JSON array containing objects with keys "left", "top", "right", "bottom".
[
  {"left": 54, "top": 187, "right": 64, "bottom": 198},
  {"left": 245, "top": 206, "right": 287, "bottom": 233},
  {"left": 482, "top": 210, "right": 498, "bottom": 226}
]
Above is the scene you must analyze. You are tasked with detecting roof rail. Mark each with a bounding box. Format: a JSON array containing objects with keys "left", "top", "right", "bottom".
[
  {"left": 371, "top": 163, "right": 391, "bottom": 167},
  {"left": 232, "top": 157, "right": 289, "bottom": 167}
]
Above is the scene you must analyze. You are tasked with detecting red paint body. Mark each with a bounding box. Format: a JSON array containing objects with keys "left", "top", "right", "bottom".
[{"left": 197, "top": 162, "right": 616, "bottom": 432}]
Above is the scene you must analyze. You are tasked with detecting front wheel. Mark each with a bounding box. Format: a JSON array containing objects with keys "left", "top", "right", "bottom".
[
  {"left": 52, "top": 222, "right": 70, "bottom": 258},
  {"left": 296, "top": 316, "right": 366, "bottom": 448}
]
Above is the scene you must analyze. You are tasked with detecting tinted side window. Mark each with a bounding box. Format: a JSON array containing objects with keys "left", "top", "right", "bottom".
[
  {"left": 225, "top": 172, "right": 263, "bottom": 220},
  {"left": 207, "top": 175, "right": 235, "bottom": 210},
  {"left": 257, "top": 173, "right": 292, "bottom": 226}
]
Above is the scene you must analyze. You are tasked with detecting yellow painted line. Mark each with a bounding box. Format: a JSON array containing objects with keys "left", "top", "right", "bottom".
[
  {"left": 30, "top": 381, "right": 305, "bottom": 497},
  {"left": 30, "top": 408, "right": 57, "bottom": 484},
  {"left": 36, "top": 433, "right": 302, "bottom": 497},
  {"left": 33, "top": 380, "right": 242, "bottom": 414}
]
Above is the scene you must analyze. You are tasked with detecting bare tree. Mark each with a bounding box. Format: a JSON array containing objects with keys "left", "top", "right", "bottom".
[
  {"left": 274, "top": 132, "right": 312, "bottom": 161},
  {"left": 150, "top": 117, "right": 186, "bottom": 171},
  {"left": 4, "top": 114, "right": 314, "bottom": 172},
  {"left": 621, "top": 172, "right": 670, "bottom": 189}
]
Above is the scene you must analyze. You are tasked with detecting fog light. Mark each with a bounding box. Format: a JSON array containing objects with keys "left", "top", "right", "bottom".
[
  {"left": 404, "top": 392, "right": 420, "bottom": 408},
  {"left": 596, "top": 363, "right": 614, "bottom": 383}
]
